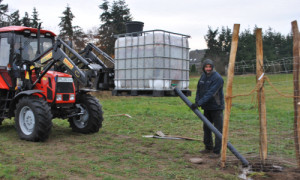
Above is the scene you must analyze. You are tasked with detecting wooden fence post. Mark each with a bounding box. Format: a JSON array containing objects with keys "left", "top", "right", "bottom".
[
  {"left": 256, "top": 28, "right": 268, "bottom": 164},
  {"left": 292, "top": 20, "right": 300, "bottom": 168},
  {"left": 221, "top": 24, "right": 240, "bottom": 168}
]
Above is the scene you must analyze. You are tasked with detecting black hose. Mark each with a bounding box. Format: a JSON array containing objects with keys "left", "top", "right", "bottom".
[{"left": 174, "top": 87, "right": 249, "bottom": 166}]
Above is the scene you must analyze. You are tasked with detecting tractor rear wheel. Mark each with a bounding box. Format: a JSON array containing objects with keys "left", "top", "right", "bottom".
[
  {"left": 69, "top": 94, "right": 103, "bottom": 133},
  {"left": 15, "top": 96, "right": 52, "bottom": 142}
]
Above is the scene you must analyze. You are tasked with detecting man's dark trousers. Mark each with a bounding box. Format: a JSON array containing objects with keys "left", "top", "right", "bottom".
[{"left": 203, "top": 110, "right": 223, "bottom": 154}]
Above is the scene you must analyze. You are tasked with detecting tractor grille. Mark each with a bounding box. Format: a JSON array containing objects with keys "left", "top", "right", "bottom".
[
  {"left": 62, "top": 94, "right": 70, "bottom": 101},
  {"left": 56, "top": 82, "right": 74, "bottom": 93}
]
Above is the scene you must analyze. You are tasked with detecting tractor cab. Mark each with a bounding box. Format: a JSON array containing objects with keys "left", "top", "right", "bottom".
[{"left": 0, "top": 26, "right": 55, "bottom": 89}]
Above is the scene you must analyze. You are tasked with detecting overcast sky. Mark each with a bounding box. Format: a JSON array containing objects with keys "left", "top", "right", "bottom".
[{"left": 5, "top": 0, "right": 300, "bottom": 50}]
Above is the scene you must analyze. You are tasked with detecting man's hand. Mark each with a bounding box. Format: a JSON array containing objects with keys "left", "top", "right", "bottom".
[{"left": 190, "top": 103, "right": 198, "bottom": 110}]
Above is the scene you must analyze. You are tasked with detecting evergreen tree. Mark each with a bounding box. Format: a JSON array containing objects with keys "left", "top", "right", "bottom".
[
  {"left": 0, "top": 0, "right": 9, "bottom": 27},
  {"left": 218, "top": 26, "right": 231, "bottom": 54},
  {"left": 204, "top": 26, "right": 220, "bottom": 58},
  {"left": 98, "top": 0, "right": 132, "bottom": 55},
  {"left": 58, "top": 5, "right": 86, "bottom": 50},
  {"left": 58, "top": 5, "right": 74, "bottom": 40},
  {"left": 280, "top": 33, "right": 293, "bottom": 58},
  {"left": 204, "top": 26, "right": 231, "bottom": 75},
  {"left": 72, "top": 25, "right": 85, "bottom": 51},
  {"left": 100, "top": 0, "right": 111, "bottom": 24},
  {"left": 204, "top": 25, "right": 293, "bottom": 74},
  {"left": 10, "top": 10, "right": 21, "bottom": 25},
  {"left": 31, "top": 7, "right": 40, "bottom": 28},
  {"left": 205, "top": 26, "right": 232, "bottom": 60},
  {"left": 190, "top": 64, "right": 196, "bottom": 73},
  {"left": 236, "top": 28, "right": 256, "bottom": 63},
  {"left": 262, "top": 28, "right": 293, "bottom": 60},
  {"left": 111, "top": 0, "right": 132, "bottom": 33},
  {"left": 21, "top": 12, "right": 31, "bottom": 27},
  {"left": 0, "top": 0, "right": 7, "bottom": 15}
]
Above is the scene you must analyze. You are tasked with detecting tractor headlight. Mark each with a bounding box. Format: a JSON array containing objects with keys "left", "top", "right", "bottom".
[
  {"left": 24, "top": 30, "right": 31, "bottom": 34},
  {"left": 57, "top": 77, "right": 73, "bottom": 83},
  {"left": 70, "top": 94, "right": 75, "bottom": 101},
  {"left": 56, "top": 94, "right": 62, "bottom": 101}
]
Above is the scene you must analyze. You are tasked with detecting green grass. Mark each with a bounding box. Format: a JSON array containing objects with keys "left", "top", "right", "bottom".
[{"left": 0, "top": 74, "right": 297, "bottom": 179}]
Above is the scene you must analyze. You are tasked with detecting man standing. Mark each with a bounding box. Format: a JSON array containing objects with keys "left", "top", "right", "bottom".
[{"left": 191, "top": 59, "right": 224, "bottom": 158}]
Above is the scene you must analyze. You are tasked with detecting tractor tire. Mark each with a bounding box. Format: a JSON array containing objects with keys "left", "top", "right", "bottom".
[
  {"left": 15, "top": 96, "right": 52, "bottom": 142},
  {"left": 68, "top": 94, "right": 103, "bottom": 133}
]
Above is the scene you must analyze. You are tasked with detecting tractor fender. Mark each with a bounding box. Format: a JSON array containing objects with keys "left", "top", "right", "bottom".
[
  {"left": 9, "top": 90, "right": 46, "bottom": 117},
  {"left": 78, "top": 88, "right": 97, "bottom": 94}
]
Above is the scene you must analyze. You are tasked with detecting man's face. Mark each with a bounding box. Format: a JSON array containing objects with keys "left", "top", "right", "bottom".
[
  {"left": 204, "top": 64, "right": 212, "bottom": 74},
  {"left": 14, "top": 43, "right": 20, "bottom": 50}
]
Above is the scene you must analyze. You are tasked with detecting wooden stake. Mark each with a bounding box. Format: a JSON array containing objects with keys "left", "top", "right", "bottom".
[
  {"left": 292, "top": 20, "right": 300, "bottom": 168},
  {"left": 256, "top": 28, "right": 268, "bottom": 164},
  {"left": 221, "top": 24, "right": 240, "bottom": 168}
]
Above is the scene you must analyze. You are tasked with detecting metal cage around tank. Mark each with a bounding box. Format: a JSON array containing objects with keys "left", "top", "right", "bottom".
[{"left": 113, "top": 30, "right": 191, "bottom": 97}]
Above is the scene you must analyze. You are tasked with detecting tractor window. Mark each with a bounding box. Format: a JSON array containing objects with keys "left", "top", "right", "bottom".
[
  {"left": 0, "top": 37, "right": 10, "bottom": 66},
  {"left": 15, "top": 34, "right": 53, "bottom": 61}
]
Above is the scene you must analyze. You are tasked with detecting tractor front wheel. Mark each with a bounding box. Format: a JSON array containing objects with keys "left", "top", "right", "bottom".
[
  {"left": 15, "top": 96, "right": 52, "bottom": 142},
  {"left": 69, "top": 94, "right": 103, "bottom": 133}
]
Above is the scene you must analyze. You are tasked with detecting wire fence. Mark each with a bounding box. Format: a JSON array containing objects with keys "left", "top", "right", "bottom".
[{"left": 226, "top": 57, "right": 297, "bottom": 170}]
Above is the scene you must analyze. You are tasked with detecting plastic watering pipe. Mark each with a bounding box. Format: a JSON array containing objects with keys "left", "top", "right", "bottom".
[{"left": 174, "top": 87, "right": 249, "bottom": 166}]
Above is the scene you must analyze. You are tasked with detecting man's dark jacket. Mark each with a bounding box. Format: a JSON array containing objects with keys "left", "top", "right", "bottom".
[{"left": 195, "top": 59, "right": 224, "bottom": 110}]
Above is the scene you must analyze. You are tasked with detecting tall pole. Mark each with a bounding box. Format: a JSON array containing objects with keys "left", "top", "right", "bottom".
[
  {"left": 221, "top": 24, "right": 240, "bottom": 168},
  {"left": 292, "top": 20, "right": 300, "bottom": 168},
  {"left": 256, "top": 28, "right": 268, "bottom": 164}
]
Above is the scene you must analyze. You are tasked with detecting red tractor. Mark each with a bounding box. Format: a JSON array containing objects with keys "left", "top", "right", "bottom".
[{"left": 0, "top": 26, "right": 103, "bottom": 141}]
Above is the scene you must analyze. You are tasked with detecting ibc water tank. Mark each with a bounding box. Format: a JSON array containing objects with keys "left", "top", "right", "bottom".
[{"left": 113, "top": 30, "right": 191, "bottom": 96}]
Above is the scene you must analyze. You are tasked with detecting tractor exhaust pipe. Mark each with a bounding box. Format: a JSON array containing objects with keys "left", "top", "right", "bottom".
[
  {"left": 36, "top": 23, "right": 41, "bottom": 56},
  {"left": 174, "top": 87, "right": 249, "bottom": 166}
]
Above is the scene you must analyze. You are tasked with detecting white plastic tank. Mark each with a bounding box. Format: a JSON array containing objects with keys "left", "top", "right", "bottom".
[{"left": 114, "top": 30, "right": 190, "bottom": 93}]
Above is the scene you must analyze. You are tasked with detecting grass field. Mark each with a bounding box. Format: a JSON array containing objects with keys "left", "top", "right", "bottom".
[{"left": 0, "top": 74, "right": 299, "bottom": 179}]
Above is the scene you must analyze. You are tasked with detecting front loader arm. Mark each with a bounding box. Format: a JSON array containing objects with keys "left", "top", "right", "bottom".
[
  {"left": 79, "top": 43, "right": 115, "bottom": 69},
  {"left": 32, "top": 39, "right": 96, "bottom": 89},
  {"left": 87, "top": 43, "right": 115, "bottom": 65},
  {"left": 80, "top": 45, "right": 107, "bottom": 69},
  {"left": 52, "top": 46, "right": 89, "bottom": 87}
]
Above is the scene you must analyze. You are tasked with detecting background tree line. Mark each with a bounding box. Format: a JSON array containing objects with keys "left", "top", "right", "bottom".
[
  {"left": 1, "top": 0, "right": 294, "bottom": 69},
  {"left": 0, "top": 0, "right": 131, "bottom": 55},
  {"left": 204, "top": 26, "right": 293, "bottom": 74}
]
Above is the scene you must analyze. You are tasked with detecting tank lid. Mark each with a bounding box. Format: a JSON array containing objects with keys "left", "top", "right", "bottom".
[
  {"left": 125, "top": 21, "right": 144, "bottom": 25},
  {"left": 125, "top": 21, "right": 144, "bottom": 34}
]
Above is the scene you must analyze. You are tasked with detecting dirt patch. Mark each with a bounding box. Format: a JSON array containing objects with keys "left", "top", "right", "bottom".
[
  {"left": 247, "top": 161, "right": 300, "bottom": 180},
  {"left": 249, "top": 168, "right": 300, "bottom": 180},
  {"left": 90, "top": 91, "right": 113, "bottom": 98},
  {"left": 183, "top": 153, "right": 300, "bottom": 180}
]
